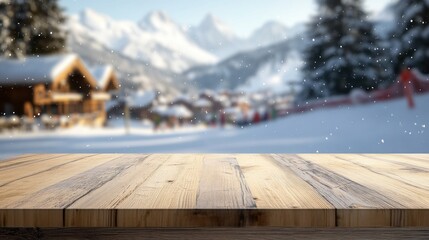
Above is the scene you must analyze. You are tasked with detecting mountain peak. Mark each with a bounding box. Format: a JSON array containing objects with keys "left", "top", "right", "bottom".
[
  {"left": 79, "top": 8, "right": 111, "bottom": 30},
  {"left": 146, "top": 11, "right": 170, "bottom": 23},
  {"left": 261, "top": 21, "right": 288, "bottom": 30},
  {"left": 139, "top": 10, "right": 179, "bottom": 32},
  {"left": 198, "top": 13, "right": 235, "bottom": 38},
  {"left": 248, "top": 20, "right": 289, "bottom": 48},
  {"left": 202, "top": 13, "right": 220, "bottom": 25}
]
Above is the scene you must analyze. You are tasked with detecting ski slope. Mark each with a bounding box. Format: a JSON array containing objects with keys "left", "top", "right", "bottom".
[{"left": 0, "top": 94, "right": 428, "bottom": 160}]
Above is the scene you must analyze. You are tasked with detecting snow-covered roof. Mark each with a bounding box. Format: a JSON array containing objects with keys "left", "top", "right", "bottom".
[
  {"left": 236, "top": 96, "right": 250, "bottom": 105},
  {"left": 156, "top": 95, "right": 170, "bottom": 105},
  {"left": 153, "top": 105, "right": 193, "bottom": 118},
  {"left": 194, "top": 98, "right": 212, "bottom": 108},
  {"left": 223, "top": 107, "right": 241, "bottom": 115},
  {"left": 127, "top": 90, "right": 157, "bottom": 108},
  {"left": 170, "top": 105, "right": 193, "bottom": 118},
  {"left": 90, "top": 65, "right": 119, "bottom": 90},
  {"left": 173, "top": 94, "right": 194, "bottom": 104},
  {"left": 0, "top": 54, "right": 79, "bottom": 85}
]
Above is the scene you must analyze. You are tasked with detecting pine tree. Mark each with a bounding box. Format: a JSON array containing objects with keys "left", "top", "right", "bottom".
[
  {"left": 0, "top": 0, "right": 12, "bottom": 57},
  {"left": 29, "top": 0, "right": 66, "bottom": 55},
  {"left": 8, "top": 0, "right": 35, "bottom": 58},
  {"left": 393, "top": 0, "right": 429, "bottom": 74},
  {"left": 301, "top": 0, "right": 382, "bottom": 99},
  {"left": 1, "top": 0, "right": 66, "bottom": 58}
]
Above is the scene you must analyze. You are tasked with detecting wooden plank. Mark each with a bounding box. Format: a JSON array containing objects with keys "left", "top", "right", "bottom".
[
  {"left": 0, "top": 155, "right": 148, "bottom": 228},
  {"left": 235, "top": 154, "right": 335, "bottom": 227},
  {"left": 361, "top": 154, "right": 429, "bottom": 171},
  {"left": 0, "top": 154, "right": 94, "bottom": 186},
  {"left": 2, "top": 228, "right": 429, "bottom": 240},
  {"left": 297, "top": 154, "right": 429, "bottom": 227},
  {"left": 298, "top": 154, "right": 429, "bottom": 208},
  {"left": 0, "top": 154, "right": 122, "bottom": 206},
  {"left": 196, "top": 154, "right": 256, "bottom": 209},
  {"left": 116, "top": 209, "right": 260, "bottom": 228},
  {"left": 0, "top": 154, "right": 66, "bottom": 171},
  {"left": 115, "top": 154, "right": 205, "bottom": 227},
  {"left": 0, "top": 154, "right": 37, "bottom": 167},
  {"left": 406, "top": 154, "right": 429, "bottom": 163},
  {"left": 272, "top": 154, "right": 402, "bottom": 209},
  {"left": 0, "top": 210, "right": 63, "bottom": 228},
  {"left": 112, "top": 155, "right": 258, "bottom": 228},
  {"left": 337, "top": 154, "right": 429, "bottom": 190},
  {"left": 0, "top": 154, "right": 67, "bottom": 170},
  {"left": 7, "top": 155, "right": 147, "bottom": 208},
  {"left": 117, "top": 154, "right": 203, "bottom": 209},
  {"left": 67, "top": 154, "right": 177, "bottom": 227},
  {"left": 272, "top": 154, "right": 405, "bottom": 227}
]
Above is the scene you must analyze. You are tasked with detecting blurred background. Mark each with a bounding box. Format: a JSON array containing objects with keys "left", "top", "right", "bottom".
[{"left": 0, "top": 0, "right": 428, "bottom": 159}]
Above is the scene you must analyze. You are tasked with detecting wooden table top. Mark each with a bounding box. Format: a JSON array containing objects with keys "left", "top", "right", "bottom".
[{"left": 0, "top": 154, "right": 428, "bottom": 228}]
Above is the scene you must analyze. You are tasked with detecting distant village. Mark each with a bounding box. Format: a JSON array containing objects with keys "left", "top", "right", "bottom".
[
  {"left": 0, "top": 54, "right": 295, "bottom": 132},
  {"left": 2, "top": 53, "right": 429, "bottom": 133}
]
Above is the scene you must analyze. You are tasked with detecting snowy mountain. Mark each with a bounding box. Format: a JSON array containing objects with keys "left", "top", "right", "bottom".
[
  {"left": 67, "top": 8, "right": 308, "bottom": 94},
  {"left": 188, "top": 14, "right": 240, "bottom": 58},
  {"left": 188, "top": 15, "right": 301, "bottom": 59},
  {"left": 182, "top": 34, "right": 307, "bottom": 92},
  {"left": 68, "top": 25, "right": 184, "bottom": 95},
  {"left": 68, "top": 8, "right": 304, "bottom": 75},
  {"left": 247, "top": 21, "right": 289, "bottom": 48},
  {"left": 69, "top": 9, "right": 217, "bottom": 73}
]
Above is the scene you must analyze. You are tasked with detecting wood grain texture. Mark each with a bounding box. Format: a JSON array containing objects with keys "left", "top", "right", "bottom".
[
  {"left": 0, "top": 155, "right": 121, "bottom": 206},
  {"left": 295, "top": 154, "right": 429, "bottom": 227},
  {"left": 1, "top": 228, "right": 429, "bottom": 240},
  {"left": 0, "top": 154, "right": 83, "bottom": 186},
  {"left": 236, "top": 154, "right": 335, "bottom": 227},
  {"left": 196, "top": 154, "right": 256, "bottom": 209},
  {"left": 0, "top": 154, "right": 428, "bottom": 228}
]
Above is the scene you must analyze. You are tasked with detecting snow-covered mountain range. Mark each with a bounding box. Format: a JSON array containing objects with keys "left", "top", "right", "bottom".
[
  {"left": 188, "top": 14, "right": 240, "bottom": 59},
  {"left": 67, "top": 8, "right": 306, "bottom": 94},
  {"left": 182, "top": 34, "right": 308, "bottom": 92},
  {"left": 68, "top": 27, "right": 183, "bottom": 95},
  {"left": 69, "top": 9, "right": 217, "bottom": 73},
  {"left": 68, "top": 9, "right": 296, "bottom": 72},
  {"left": 188, "top": 15, "right": 303, "bottom": 58}
]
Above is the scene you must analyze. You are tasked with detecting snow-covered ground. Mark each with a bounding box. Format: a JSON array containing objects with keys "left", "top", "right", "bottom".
[{"left": 1, "top": 94, "right": 428, "bottom": 160}]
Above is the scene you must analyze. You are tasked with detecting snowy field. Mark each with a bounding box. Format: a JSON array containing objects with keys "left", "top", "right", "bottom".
[{"left": 0, "top": 94, "right": 428, "bottom": 160}]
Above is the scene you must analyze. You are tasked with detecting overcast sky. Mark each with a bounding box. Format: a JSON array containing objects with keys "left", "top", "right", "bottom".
[{"left": 61, "top": 0, "right": 394, "bottom": 36}]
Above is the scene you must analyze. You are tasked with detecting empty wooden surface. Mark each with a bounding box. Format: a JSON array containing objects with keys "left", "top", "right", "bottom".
[{"left": 0, "top": 154, "right": 428, "bottom": 228}]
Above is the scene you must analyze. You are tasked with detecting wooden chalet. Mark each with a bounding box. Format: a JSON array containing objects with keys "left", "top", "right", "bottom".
[
  {"left": 90, "top": 65, "right": 120, "bottom": 92},
  {"left": 90, "top": 65, "right": 121, "bottom": 123},
  {"left": 0, "top": 54, "right": 119, "bottom": 128}
]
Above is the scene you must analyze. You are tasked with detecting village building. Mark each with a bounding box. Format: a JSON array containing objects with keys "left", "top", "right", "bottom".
[
  {"left": 171, "top": 95, "right": 195, "bottom": 111},
  {"left": 0, "top": 54, "right": 119, "bottom": 129},
  {"left": 90, "top": 65, "right": 120, "bottom": 93},
  {"left": 152, "top": 104, "right": 193, "bottom": 128},
  {"left": 127, "top": 90, "right": 158, "bottom": 120},
  {"left": 90, "top": 65, "right": 121, "bottom": 121}
]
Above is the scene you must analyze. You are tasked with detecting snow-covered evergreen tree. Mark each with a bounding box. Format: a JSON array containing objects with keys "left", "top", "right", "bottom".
[
  {"left": 301, "top": 0, "right": 382, "bottom": 100},
  {"left": 0, "top": 0, "right": 12, "bottom": 56},
  {"left": 393, "top": 0, "right": 429, "bottom": 74},
  {"left": 8, "top": 0, "right": 35, "bottom": 58},
  {"left": 29, "top": 0, "right": 66, "bottom": 55},
  {"left": 1, "top": 0, "right": 66, "bottom": 58}
]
